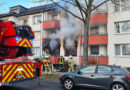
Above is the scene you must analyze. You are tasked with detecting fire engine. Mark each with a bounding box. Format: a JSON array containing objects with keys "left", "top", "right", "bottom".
[{"left": 0, "top": 20, "right": 42, "bottom": 86}]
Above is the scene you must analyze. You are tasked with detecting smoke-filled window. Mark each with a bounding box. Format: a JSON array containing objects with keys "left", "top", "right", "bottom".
[
  {"left": 43, "top": 38, "right": 60, "bottom": 56},
  {"left": 64, "top": 39, "right": 77, "bottom": 56}
]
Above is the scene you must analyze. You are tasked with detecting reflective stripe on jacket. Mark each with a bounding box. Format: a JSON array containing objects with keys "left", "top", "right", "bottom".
[
  {"left": 59, "top": 57, "right": 64, "bottom": 64},
  {"left": 68, "top": 59, "right": 74, "bottom": 67},
  {"left": 43, "top": 59, "right": 50, "bottom": 66}
]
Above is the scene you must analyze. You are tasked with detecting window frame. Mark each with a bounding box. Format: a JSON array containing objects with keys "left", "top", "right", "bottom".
[
  {"left": 115, "top": 21, "right": 130, "bottom": 34},
  {"left": 115, "top": 44, "right": 130, "bottom": 56},
  {"left": 32, "top": 47, "right": 40, "bottom": 56},
  {"left": 33, "top": 15, "right": 41, "bottom": 24},
  {"left": 90, "top": 45, "right": 99, "bottom": 55}
]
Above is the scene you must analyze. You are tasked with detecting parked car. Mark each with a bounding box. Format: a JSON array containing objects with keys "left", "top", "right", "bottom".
[{"left": 60, "top": 64, "right": 130, "bottom": 90}]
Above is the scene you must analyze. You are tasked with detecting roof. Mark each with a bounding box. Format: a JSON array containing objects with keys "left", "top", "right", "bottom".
[{"left": 0, "top": 3, "right": 59, "bottom": 18}]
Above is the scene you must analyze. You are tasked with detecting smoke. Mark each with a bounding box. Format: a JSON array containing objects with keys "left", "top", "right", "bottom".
[
  {"left": 60, "top": 7, "right": 82, "bottom": 49},
  {"left": 49, "top": 33, "right": 59, "bottom": 51}
]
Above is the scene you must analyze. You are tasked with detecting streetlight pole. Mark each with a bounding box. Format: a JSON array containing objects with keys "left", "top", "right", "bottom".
[{"left": 39, "top": 20, "right": 43, "bottom": 57}]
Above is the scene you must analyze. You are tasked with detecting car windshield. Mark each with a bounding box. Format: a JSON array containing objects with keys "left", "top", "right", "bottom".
[{"left": 122, "top": 67, "right": 130, "bottom": 74}]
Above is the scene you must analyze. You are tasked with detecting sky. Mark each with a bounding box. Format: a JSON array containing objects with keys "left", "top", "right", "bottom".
[{"left": 0, "top": 0, "right": 42, "bottom": 14}]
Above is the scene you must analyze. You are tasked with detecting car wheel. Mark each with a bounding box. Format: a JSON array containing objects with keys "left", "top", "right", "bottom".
[
  {"left": 111, "top": 83, "right": 126, "bottom": 90},
  {"left": 64, "top": 79, "right": 74, "bottom": 90}
]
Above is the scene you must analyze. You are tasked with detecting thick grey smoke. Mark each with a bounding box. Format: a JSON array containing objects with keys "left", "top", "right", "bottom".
[
  {"left": 49, "top": 33, "right": 59, "bottom": 51},
  {"left": 60, "top": 13, "right": 82, "bottom": 49}
]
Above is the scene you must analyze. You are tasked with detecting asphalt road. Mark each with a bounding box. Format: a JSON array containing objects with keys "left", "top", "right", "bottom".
[{"left": 0, "top": 79, "right": 101, "bottom": 90}]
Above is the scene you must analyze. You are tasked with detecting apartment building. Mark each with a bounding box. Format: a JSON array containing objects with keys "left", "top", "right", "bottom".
[
  {"left": 108, "top": 0, "right": 130, "bottom": 67},
  {"left": 79, "top": 13, "right": 108, "bottom": 65},
  {"left": 0, "top": 4, "right": 108, "bottom": 65},
  {"left": 0, "top": 4, "right": 61, "bottom": 57}
]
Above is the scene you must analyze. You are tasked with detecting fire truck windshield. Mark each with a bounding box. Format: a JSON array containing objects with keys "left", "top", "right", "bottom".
[{"left": 14, "top": 26, "right": 34, "bottom": 39}]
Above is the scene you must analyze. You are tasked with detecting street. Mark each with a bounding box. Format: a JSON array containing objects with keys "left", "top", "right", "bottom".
[{"left": 0, "top": 79, "right": 100, "bottom": 90}]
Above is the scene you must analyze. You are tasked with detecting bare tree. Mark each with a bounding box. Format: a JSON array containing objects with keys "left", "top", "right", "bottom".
[{"left": 43, "top": 0, "right": 117, "bottom": 66}]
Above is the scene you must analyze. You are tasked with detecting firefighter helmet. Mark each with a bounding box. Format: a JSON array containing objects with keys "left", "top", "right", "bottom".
[
  {"left": 45, "top": 56, "right": 49, "bottom": 59},
  {"left": 69, "top": 55, "right": 73, "bottom": 59}
]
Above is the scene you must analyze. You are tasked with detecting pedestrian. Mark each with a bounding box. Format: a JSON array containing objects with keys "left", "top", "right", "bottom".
[
  {"left": 58, "top": 56, "right": 65, "bottom": 72},
  {"left": 42, "top": 56, "right": 52, "bottom": 75},
  {"left": 68, "top": 55, "right": 74, "bottom": 72}
]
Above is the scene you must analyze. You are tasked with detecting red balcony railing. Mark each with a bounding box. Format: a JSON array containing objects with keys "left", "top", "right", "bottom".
[
  {"left": 89, "top": 35, "right": 108, "bottom": 45},
  {"left": 79, "top": 56, "right": 108, "bottom": 66},
  {"left": 80, "top": 35, "right": 108, "bottom": 45},
  {"left": 43, "top": 20, "right": 60, "bottom": 29},
  {"left": 90, "top": 13, "right": 108, "bottom": 24}
]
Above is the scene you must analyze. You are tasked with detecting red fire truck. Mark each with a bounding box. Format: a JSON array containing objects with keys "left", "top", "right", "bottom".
[{"left": 0, "top": 20, "right": 42, "bottom": 86}]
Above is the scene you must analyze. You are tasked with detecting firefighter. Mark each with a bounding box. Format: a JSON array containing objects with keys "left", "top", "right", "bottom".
[
  {"left": 42, "top": 56, "right": 52, "bottom": 75},
  {"left": 68, "top": 55, "right": 74, "bottom": 72},
  {"left": 58, "top": 56, "right": 65, "bottom": 71},
  {"left": 40, "top": 56, "right": 44, "bottom": 71}
]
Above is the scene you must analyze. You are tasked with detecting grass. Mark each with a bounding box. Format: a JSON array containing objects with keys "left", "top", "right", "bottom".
[{"left": 40, "top": 74, "right": 61, "bottom": 81}]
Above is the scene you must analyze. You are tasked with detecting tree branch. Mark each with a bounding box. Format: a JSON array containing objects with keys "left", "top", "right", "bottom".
[
  {"left": 91, "top": 0, "right": 110, "bottom": 11},
  {"left": 74, "top": 0, "right": 86, "bottom": 20},
  {"left": 62, "top": 0, "right": 77, "bottom": 7},
  {"left": 50, "top": 0, "right": 83, "bottom": 21}
]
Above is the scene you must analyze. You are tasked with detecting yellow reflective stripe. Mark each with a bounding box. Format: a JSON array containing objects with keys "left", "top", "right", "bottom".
[
  {"left": 17, "top": 38, "right": 22, "bottom": 43},
  {"left": 7, "top": 65, "right": 18, "bottom": 82},
  {"left": 22, "top": 64, "right": 30, "bottom": 78},
  {"left": 3, "top": 65, "right": 7, "bottom": 70},
  {"left": 26, "top": 40, "right": 31, "bottom": 47},
  {"left": 2, "top": 65, "right": 12, "bottom": 76},
  {"left": 2, "top": 65, "right": 17, "bottom": 83},
  {"left": 23, "top": 64, "right": 33, "bottom": 77},
  {"left": 24, "top": 44, "right": 28, "bottom": 47},
  {"left": 27, "top": 64, "right": 33, "bottom": 72},
  {"left": 25, "top": 64, "right": 33, "bottom": 77},
  {"left": 19, "top": 39, "right": 26, "bottom": 46},
  {"left": 19, "top": 39, "right": 31, "bottom": 47}
]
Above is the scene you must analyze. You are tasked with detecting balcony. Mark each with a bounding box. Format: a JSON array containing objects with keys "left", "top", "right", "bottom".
[
  {"left": 80, "top": 56, "right": 108, "bottom": 65},
  {"left": 43, "top": 20, "right": 60, "bottom": 30},
  {"left": 90, "top": 13, "right": 108, "bottom": 24},
  {"left": 80, "top": 34, "right": 108, "bottom": 45},
  {"left": 89, "top": 34, "right": 108, "bottom": 45}
]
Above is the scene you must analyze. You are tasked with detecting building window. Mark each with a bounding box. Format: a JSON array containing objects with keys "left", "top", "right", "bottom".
[
  {"left": 115, "top": 21, "right": 130, "bottom": 33},
  {"left": 115, "top": 44, "right": 130, "bottom": 56},
  {"left": 90, "top": 46, "right": 99, "bottom": 55},
  {"left": 32, "top": 47, "right": 40, "bottom": 56},
  {"left": 23, "top": 20, "right": 28, "bottom": 25},
  {"left": 46, "top": 11, "right": 58, "bottom": 21},
  {"left": 115, "top": 0, "right": 130, "bottom": 11},
  {"left": 90, "top": 26, "right": 99, "bottom": 35},
  {"left": 33, "top": 15, "right": 41, "bottom": 24},
  {"left": 34, "top": 31, "right": 40, "bottom": 40},
  {"left": 43, "top": 38, "right": 60, "bottom": 56}
]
